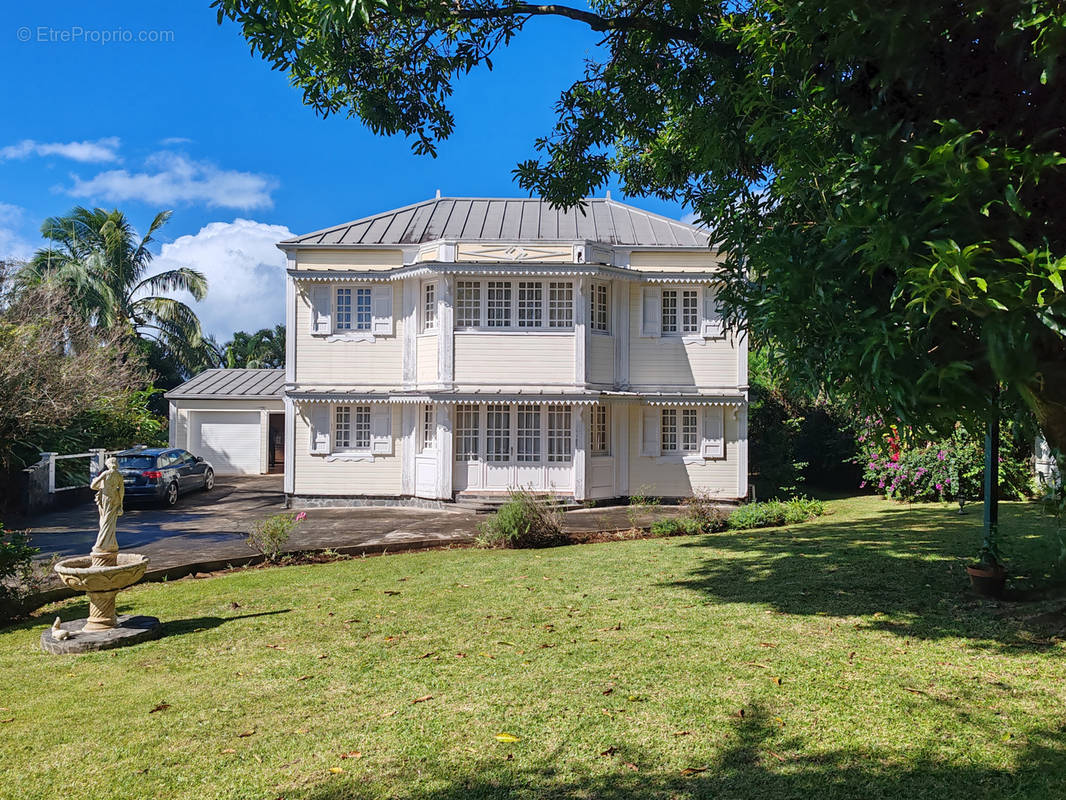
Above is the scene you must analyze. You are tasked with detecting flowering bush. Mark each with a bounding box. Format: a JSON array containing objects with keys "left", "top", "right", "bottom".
[{"left": 856, "top": 418, "right": 1032, "bottom": 503}]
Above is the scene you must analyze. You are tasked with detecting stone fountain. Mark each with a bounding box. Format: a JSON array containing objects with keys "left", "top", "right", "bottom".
[{"left": 41, "top": 456, "right": 161, "bottom": 654}]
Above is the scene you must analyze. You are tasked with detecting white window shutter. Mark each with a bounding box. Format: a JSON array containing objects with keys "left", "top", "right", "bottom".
[
  {"left": 371, "top": 285, "right": 393, "bottom": 335},
  {"left": 640, "top": 407, "right": 661, "bottom": 457},
  {"left": 370, "top": 405, "right": 392, "bottom": 454},
  {"left": 309, "top": 405, "right": 331, "bottom": 454},
  {"left": 702, "top": 286, "right": 724, "bottom": 338},
  {"left": 310, "top": 284, "right": 331, "bottom": 335},
  {"left": 702, "top": 406, "right": 724, "bottom": 459},
  {"left": 640, "top": 286, "right": 661, "bottom": 338}
]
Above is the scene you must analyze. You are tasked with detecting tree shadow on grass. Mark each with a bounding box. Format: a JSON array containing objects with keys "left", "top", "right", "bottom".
[
  {"left": 666, "top": 501, "right": 1066, "bottom": 646},
  {"left": 286, "top": 703, "right": 1066, "bottom": 800},
  {"left": 161, "top": 608, "right": 290, "bottom": 637}
]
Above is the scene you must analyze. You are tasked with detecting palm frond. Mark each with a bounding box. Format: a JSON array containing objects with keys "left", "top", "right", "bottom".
[{"left": 132, "top": 268, "right": 208, "bottom": 301}]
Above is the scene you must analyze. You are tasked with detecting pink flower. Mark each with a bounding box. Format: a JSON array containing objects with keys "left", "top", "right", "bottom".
[
  {"left": 295, "top": 512, "right": 307, "bottom": 522},
  {"left": 935, "top": 483, "right": 943, "bottom": 491},
  {"left": 860, "top": 481, "right": 867, "bottom": 488},
  {"left": 878, "top": 480, "right": 885, "bottom": 488},
  {"left": 937, "top": 451, "right": 946, "bottom": 461}
]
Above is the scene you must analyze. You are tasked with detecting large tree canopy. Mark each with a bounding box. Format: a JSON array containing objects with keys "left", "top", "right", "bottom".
[{"left": 216, "top": 1, "right": 1066, "bottom": 452}]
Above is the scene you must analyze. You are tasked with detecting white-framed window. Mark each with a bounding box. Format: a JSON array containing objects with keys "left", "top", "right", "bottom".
[
  {"left": 517, "top": 404, "right": 542, "bottom": 462},
  {"left": 335, "top": 287, "right": 353, "bottom": 331},
  {"left": 353, "top": 287, "right": 372, "bottom": 331},
  {"left": 591, "top": 403, "right": 610, "bottom": 455},
  {"left": 457, "top": 281, "right": 481, "bottom": 328},
  {"left": 456, "top": 404, "right": 480, "bottom": 461},
  {"left": 486, "top": 281, "right": 512, "bottom": 328},
  {"left": 549, "top": 281, "right": 574, "bottom": 328},
  {"left": 591, "top": 282, "right": 609, "bottom": 333},
  {"left": 485, "top": 404, "right": 511, "bottom": 461},
  {"left": 547, "top": 407, "right": 572, "bottom": 463},
  {"left": 335, "top": 405, "right": 371, "bottom": 451},
  {"left": 661, "top": 407, "right": 698, "bottom": 454},
  {"left": 662, "top": 288, "right": 699, "bottom": 335},
  {"left": 423, "top": 282, "right": 437, "bottom": 332},
  {"left": 517, "top": 281, "right": 543, "bottom": 328},
  {"left": 420, "top": 404, "right": 436, "bottom": 451}
]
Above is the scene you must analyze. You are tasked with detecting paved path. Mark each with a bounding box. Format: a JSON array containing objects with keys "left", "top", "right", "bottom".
[{"left": 24, "top": 476, "right": 682, "bottom": 584}]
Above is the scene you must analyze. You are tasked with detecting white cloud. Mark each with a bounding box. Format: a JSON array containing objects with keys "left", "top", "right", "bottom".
[
  {"left": 680, "top": 211, "right": 701, "bottom": 227},
  {"left": 0, "top": 203, "right": 36, "bottom": 261},
  {"left": 0, "top": 137, "right": 121, "bottom": 163},
  {"left": 67, "top": 152, "right": 276, "bottom": 210},
  {"left": 159, "top": 137, "right": 192, "bottom": 146},
  {"left": 151, "top": 218, "right": 293, "bottom": 341}
]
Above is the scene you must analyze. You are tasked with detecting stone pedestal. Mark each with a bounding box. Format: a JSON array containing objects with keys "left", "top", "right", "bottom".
[{"left": 40, "top": 615, "right": 162, "bottom": 654}]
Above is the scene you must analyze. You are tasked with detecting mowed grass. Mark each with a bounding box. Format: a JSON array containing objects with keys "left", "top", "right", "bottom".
[{"left": 2, "top": 495, "right": 1066, "bottom": 800}]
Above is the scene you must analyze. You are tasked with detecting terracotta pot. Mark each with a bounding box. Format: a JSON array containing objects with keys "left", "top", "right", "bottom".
[{"left": 966, "top": 563, "right": 1006, "bottom": 599}]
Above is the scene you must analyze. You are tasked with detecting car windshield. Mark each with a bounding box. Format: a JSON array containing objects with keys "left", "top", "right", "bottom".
[{"left": 118, "top": 456, "right": 156, "bottom": 471}]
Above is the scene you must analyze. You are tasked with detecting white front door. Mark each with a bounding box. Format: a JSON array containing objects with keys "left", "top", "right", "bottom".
[{"left": 455, "top": 403, "right": 573, "bottom": 493}]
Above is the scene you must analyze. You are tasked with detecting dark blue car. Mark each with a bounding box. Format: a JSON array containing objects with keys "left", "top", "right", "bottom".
[{"left": 116, "top": 447, "right": 215, "bottom": 506}]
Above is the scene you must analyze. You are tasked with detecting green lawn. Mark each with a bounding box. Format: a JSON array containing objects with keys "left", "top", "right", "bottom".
[{"left": 2, "top": 495, "right": 1065, "bottom": 800}]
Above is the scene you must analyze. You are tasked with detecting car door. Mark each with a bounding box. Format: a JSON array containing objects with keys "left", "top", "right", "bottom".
[{"left": 174, "top": 451, "right": 199, "bottom": 491}]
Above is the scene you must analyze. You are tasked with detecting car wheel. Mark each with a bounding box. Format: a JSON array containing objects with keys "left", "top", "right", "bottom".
[
  {"left": 203, "top": 469, "right": 214, "bottom": 491},
  {"left": 164, "top": 481, "right": 179, "bottom": 507}
]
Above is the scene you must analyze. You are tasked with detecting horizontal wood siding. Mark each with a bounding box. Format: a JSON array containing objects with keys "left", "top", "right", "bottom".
[
  {"left": 292, "top": 406, "right": 402, "bottom": 495},
  {"left": 588, "top": 334, "right": 615, "bottom": 384},
  {"left": 294, "top": 283, "right": 403, "bottom": 385},
  {"left": 626, "top": 284, "right": 738, "bottom": 388},
  {"left": 629, "top": 251, "right": 724, "bottom": 271},
  {"left": 294, "top": 249, "right": 404, "bottom": 271},
  {"left": 626, "top": 405, "right": 741, "bottom": 498},
  {"left": 454, "top": 334, "right": 575, "bottom": 385},
  {"left": 416, "top": 335, "right": 438, "bottom": 384}
]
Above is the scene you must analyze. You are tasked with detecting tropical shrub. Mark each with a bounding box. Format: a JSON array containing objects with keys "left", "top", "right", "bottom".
[
  {"left": 681, "top": 490, "right": 731, "bottom": 533},
  {"left": 247, "top": 511, "right": 306, "bottom": 561},
  {"left": 477, "top": 491, "right": 568, "bottom": 549},
  {"left": 0, "top": 524, "right": 42, "bottom": 622},
  {"left": 856, "top": 418, "right": 1032, "bottom": 503},
  {"left": 649, "top": 517, "right": 703, "bottom": 537}
]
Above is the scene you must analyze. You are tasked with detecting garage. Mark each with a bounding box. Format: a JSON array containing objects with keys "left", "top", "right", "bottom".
[{"left": 165, "top": 369, "right": 285, "bottom": 476}]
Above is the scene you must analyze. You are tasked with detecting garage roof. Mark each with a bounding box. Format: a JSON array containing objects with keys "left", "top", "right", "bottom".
[
  {"left": 165, "top": 369, "right": 285, "bottom": 400},
  {"left": 280, "top": 196, "right": 712, "bottom": 248}
]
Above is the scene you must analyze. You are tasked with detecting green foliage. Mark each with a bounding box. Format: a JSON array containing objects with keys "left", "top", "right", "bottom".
[
  {"left": 856, "top": 418, "right": 1033, "bottom": 503},
  {"left": 649, "top": 517, "right": 702, "bottom": 537},
  {"left": 222, "top": 325, "right": 285, "bottom": 369},
  {"left": 476, "top": 491, "right": 567, "bottom": 549},
  {"left": 727, "top": 498, "right": 827, "bottom": 531},
  {"left": 625, "top": 485, "right": 661, "bottom": 528},
  {"left": 247, "top": 511, "right": 306, "bottom": 562},
  {"left": 217, "top": 1, "right": 1066, "bottom": 454},
  {"left": 0, "top": 524, "right": 41, "bottom": 622},
  {"left": 680, "top": 490, "right": 731, "bottom": 533}
]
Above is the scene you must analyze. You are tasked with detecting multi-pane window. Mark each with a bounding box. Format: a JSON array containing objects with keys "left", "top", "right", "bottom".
[
  {"left": 662, "top": 288, "right": 699, "bottom": 335},
  {"left": 547, "top": 408, "right": 572, "bottom": 462},
  {"left": 354, "top": 287, "right": 372, "bottom": 330},
  {"left": 456, "top": 404, "right": 480, "bottom": 461},
  {"left": 421, "top": 404, "right": 436, "bottom": 451},
  {"left": 662, "top": 407, "right": 698, "bottom": 454},
  {"left": 548, "top": 281, "right": 574, "bottom": 328},
  {"left": 335, "top": 288, "right": 353, "bottom": 331},
  {"left": 517, "top": 282, "right": 543, "bottom": 328},
  {"left": 591, "top": 404, "right": 609, "bottom": 455},
  {"left": 485, "top": 404, "right": 511, "bottom": 461},
  {"left": 486, "top": 282, "right": 512, "bottom": 328},
  {"left": 423, "top": 283, "right": 437, "bottom": 331},
  {"left": 517, "top": 405, "right": 542, "bottom": 461},
  {"left": 457, "top": 281, "right": 481, "bottom": 328},
  {"left": 591, "top": 282, "right": 609, "bottom": 333},
  {"left": 335, "top": 405, "right": 371, "bottom": 450}
]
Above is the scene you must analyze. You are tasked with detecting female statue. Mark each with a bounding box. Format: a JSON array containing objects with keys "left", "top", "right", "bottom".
[{"left": 89, "top": 456, "right": 124, "bottom": 556}]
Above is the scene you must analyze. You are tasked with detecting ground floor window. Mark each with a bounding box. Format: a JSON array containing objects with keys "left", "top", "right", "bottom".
[
  {"left": 662, "top": 407, "right": 698, "bottom": 454},
  {"left": 547, "top": 408, "right": 572, "bottom": 462},
  {"left": 456, "top": 404, "right": 479, "bottom": 461},
  {"left": 451, "top": 403, "right": 575, "bottom": 463},
  {"left": 420, "top": 404, "right": 436, "bottom": 452},
  {"left": 590, "top": 403, "right": 610, "bottom": 455},
  {"left": 335, "top": 405, "right": 371, "bottom": 450}
]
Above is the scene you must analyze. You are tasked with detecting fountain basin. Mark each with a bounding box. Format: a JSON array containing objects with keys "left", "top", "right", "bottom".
[{"left": 54, "top": 553, "right": 149, "bottom": 593}]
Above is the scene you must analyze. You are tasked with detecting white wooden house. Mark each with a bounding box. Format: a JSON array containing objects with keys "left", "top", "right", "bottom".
[{"left": 274, "top": 195, "right": 748, "bottom": 507}]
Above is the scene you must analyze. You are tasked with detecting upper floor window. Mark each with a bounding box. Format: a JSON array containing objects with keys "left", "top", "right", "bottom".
[
  {"left": 662, "top": 288, "right": 699, "bottom": 335},
  {"left": 334, "top": 287, "right": 374, "bottom": 332},
  {"left": 454, "top": 279, "right": 574, "bottom": 331},
  {"left": 591, "top": 282, "right": 610, "bottom": 333},
  {"left": 423, "top": 282, "right": 437, "bottom": 332},
  {"left": 335, "top": 405, "right": 371, "bottom": 450}
]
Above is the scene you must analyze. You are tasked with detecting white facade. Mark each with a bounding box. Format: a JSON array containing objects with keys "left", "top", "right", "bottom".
[{"left": 280, "top": 197, "right": 749, "bottom": 505}]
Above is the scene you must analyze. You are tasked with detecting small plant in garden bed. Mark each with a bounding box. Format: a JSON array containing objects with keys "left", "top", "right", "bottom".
[
  {"left": 0, "top": 524, "right": 57, "bottom": 623},
  {"left": 727, "top": 498, "right": 826, "bottom": 531},
  {"left": 247, "top": 511, "right": 307, "bottom": 562},
  {"left": 476, "top": 490, "right": 567, "bottom": 549}
]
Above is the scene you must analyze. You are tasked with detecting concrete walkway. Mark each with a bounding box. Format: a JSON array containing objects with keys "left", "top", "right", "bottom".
[{"left": 24, "top": 476, "right": 683, "bottom": 582}]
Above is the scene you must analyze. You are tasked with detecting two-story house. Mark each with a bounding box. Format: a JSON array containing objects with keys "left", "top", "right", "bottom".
[{"left": 272, "top": 194, "right": 747, "bottom": 507}]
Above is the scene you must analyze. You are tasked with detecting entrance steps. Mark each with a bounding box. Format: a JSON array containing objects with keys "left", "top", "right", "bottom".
[{"left": 453, "top": 491, "right": 580, "bottom": 515}]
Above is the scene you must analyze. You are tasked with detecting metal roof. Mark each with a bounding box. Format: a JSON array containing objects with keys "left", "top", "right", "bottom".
[
  {"left": 280, "top": 197, "right": 711, "bottom": 248},
  {"left": 165, "top": 369, "right": 285, "bottom": 400}
]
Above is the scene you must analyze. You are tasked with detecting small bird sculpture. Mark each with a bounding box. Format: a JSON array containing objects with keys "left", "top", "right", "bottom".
[{"left": 52, "top": 617, "right": 71, "bottom": 641}]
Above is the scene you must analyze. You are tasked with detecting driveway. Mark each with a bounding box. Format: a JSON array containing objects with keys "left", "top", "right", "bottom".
[{"left": 26, "top": 476, "right": 481, "bottom": 577}]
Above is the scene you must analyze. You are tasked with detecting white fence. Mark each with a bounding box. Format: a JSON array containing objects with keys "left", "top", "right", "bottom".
[{"left": 38, "top": 448, "right": 123, "bottom": 494}]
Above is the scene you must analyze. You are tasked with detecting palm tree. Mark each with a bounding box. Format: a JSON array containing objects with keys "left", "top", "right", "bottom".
[
  {"left": 222, "top": 325, "right": 285, "bottom": 369},
  {"left": 19, "top": 207, "right": 212, "bottom": 372}
]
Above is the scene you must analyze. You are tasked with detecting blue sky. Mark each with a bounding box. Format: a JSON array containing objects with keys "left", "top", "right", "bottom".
[{"left": 0, "top": 3, "right": 689, "bottom": 340}]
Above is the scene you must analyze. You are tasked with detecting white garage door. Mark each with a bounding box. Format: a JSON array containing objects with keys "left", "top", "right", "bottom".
[{"left": 193, "top": 411, "right": 262, "bottom": 475}]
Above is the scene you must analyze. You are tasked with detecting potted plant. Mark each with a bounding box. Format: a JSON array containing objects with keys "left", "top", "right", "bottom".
[{"left": 966, "top": 543, "right": 1006, "bottom": 599}]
